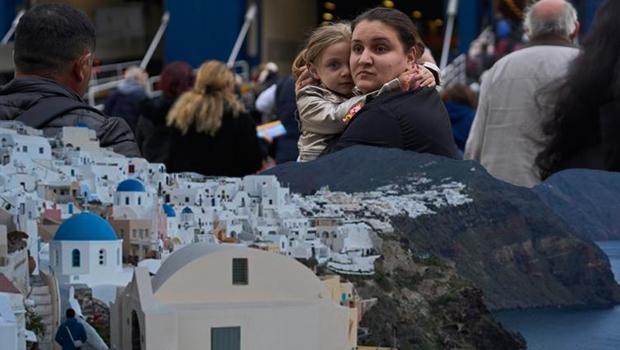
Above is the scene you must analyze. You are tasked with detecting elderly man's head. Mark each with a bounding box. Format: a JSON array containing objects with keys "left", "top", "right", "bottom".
[
  {"left": 14, "top": 4, "right": 96, "bottom": 96},
  {"left": 524, "top": 0, "right": 579, "bottom": 41}
]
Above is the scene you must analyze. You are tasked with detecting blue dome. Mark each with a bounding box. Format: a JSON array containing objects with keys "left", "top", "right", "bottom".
[
  {"left": 54, "top": 213, "right": 118, "bottom": 241},
  {"left": 181, "top": 207, "right": 193, "bottom": 214},
  {"left": 162, "top": 204, "right": 176, "bottom": 217},
  {"left": 116, "top": 179, "right": 145, "bottom": 192}
]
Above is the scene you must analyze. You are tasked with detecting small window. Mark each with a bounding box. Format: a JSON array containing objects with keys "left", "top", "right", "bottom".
[
  {"left": 125, "top": 197, "right": 130, "bottom": 205},
  {"left": 39, "top": 147, "right": 44, "bottom": 154},
  {"left": 22, "top": 145, "right": 27, "bottom": 152},
  {"left": 72, "top": 249, "right": 81, "bottom": 267},
  {"left": 232, "top": 258, "right": 248, "bottom": 285},
  {"left": 138, "top": 197, "right": 142, "bottom": 205},
  {"left": 99, "top": 249, "right": 106, "bottom": 265}
]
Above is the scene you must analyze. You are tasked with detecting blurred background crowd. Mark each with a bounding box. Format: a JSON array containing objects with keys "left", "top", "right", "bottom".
[{"left": 0, "top": 0, "right": 614, "bottom": 187}]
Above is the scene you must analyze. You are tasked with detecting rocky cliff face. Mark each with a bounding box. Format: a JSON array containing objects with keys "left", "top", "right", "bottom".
[
  {"left": 266, "top": 146, "right": 620, "bottom": 311},
  {"left": 352, "top": 234, "right": 525, "bottom": 349},
  {"left": 534, "top": 169, "right": 620, "bottom": 241}
]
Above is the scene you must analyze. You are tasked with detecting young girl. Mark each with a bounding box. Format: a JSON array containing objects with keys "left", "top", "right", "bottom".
[{"left": 292, "top": 22, "right": 435, "bottom": 161}]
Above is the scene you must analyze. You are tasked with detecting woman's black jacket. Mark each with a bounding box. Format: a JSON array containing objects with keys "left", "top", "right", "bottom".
[{"left": 323, "top": 87, "right": 459, "bottom": 159}]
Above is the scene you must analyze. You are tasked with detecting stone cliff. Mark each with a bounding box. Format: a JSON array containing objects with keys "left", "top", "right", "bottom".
[{"left": 266, "top": 146, "right": 620, "bottom": 346}]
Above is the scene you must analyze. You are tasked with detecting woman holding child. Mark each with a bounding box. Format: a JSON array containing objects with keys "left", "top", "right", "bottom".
[{"left": 295, "top": 8, "right": 459, "bottom": 160}]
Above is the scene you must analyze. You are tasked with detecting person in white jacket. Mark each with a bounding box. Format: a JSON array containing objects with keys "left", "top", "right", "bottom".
[{"left": 464, "top": 0, "right": 579, "bottom": 187}]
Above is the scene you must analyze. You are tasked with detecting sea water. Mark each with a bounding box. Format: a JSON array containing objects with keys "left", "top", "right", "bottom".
[{"left": 495, "top": 241, "right": 620, "bottom": 350}]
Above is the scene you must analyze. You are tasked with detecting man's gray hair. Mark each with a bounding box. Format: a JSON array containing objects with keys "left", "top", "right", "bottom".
[{"left": 524, "top": 1, "right": 578, "bottom": 38}]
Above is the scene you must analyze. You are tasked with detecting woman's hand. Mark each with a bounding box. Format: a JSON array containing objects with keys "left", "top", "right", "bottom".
[{"left": 295, "top": 66, "right": 319, "bottom": 95}]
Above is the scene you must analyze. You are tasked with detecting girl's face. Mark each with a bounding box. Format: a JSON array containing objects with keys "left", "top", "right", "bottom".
[
  {"left": 350, "top": 20, "right": 416, "bottom": 93},
  {"left": 309, "top": 41, "right": 355, "bottom": 96}
]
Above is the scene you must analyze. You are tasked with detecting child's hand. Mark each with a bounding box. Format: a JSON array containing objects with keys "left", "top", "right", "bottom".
[
  {"left": 295, "top": 66, "right": 319, "bottom": 95},
  {"left": 411, "top": 64, "right": 436, "bottom": 89},
  {"left": 399, "top": 64, "right": 436, "bottom": 91}
]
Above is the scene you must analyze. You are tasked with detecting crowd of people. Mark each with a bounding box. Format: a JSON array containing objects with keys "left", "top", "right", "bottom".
[{"left": 1, "top": 0, "right": 619, "bottom": 185}]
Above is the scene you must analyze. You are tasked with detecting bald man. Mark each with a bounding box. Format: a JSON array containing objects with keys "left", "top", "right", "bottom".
[{"left": 465, "top": 0, "right": 580, "bottom": 187}]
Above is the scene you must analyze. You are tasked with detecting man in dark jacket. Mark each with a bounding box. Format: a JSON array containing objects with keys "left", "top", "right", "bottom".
[
  {"left": 0, "top": 4, "right": 140, "bottom": 157},
  {"left": 54, "top": 308, "right": 87, "bottom": 350}
]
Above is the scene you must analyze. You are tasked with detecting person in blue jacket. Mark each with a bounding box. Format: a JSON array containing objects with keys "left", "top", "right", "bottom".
[
  {"left": 55, "top": 308, "right": 87, "bottom": 349},
  {"left": 441, "top": 83, "right": 477, "bottom": 153}
]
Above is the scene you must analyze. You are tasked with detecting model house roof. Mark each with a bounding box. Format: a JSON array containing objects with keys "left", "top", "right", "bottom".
[
  {"left": 0, "top": 274, "right": 20, "bottom": 294},
  {"left": 151, "top": 243, "right": 239, "bottom": 292},
  {"left": 162, "top": 204, "right": 176, "bottom": 217},
  {"left": 53, "top": 212, "right": 118, "bottom": 241},
  {"left": 181, "top": 207, "right": 193, "bottom": 214},
  {"left": 116, "top": 179, "right": 146, "bottom": 192}
]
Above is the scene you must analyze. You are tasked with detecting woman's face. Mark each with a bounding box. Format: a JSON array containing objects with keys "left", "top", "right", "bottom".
[{"left": 350, "top": 20, "right": 415, "bottom": 93}]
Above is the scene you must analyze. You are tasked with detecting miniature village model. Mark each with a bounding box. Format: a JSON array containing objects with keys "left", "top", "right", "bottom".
[{"left": 0, "top": 121, "right": 472, "bottom": 349}]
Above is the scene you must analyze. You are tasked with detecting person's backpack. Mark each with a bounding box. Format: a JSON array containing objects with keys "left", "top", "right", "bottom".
[
  {"left": 66, "top": 325, "right": 84, "bottom": 348},
  {"left": 15, "top": 96, "right": 103, "bottom": 129}
]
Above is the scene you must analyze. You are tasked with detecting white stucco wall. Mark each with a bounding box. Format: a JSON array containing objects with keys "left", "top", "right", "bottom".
[{"left": 142, "top": 287, "right": 350, "bottom": 350}]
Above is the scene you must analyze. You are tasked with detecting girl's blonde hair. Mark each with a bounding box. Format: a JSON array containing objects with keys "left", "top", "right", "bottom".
[
  {"left": 292, "top": 22, "right": 351, "bottom": 81},
  {"left": 167, "top": 60, "right": 244, "bottom": 136}
]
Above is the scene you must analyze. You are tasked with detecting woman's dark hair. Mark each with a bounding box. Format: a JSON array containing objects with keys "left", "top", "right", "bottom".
[
  {"left": 14, "top": 4, "right": 96, "bottom": 73},
  {"left": 352, "top": 7, "right": 423, "bottom": 58},
  {"left": 159, "top": 61, "right": 194, "bottom": 99},
  {"left": 536, "top": 0, "right": 620, "bottom": 179}
]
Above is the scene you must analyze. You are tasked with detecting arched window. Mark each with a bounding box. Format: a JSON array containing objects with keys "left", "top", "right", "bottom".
[
  {"left": 125, "top": 197, "right": 130, "bottom": 205},
  {"left": 99, "top": 249, "right": 106, "bottom": 265},
  {"left": 138, "top": 197, "right": 142, "bottom": 205},
  {"left": 72, "top": 249, "right": 80, "bottom": 267}
]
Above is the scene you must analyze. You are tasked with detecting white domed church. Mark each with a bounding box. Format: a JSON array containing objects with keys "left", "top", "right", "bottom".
[
  {"left": 49, "top": 212, "right": 123, "bottom": 285},
  {"left": 113, "top": 178, "right": 154, "bottom": 219}
]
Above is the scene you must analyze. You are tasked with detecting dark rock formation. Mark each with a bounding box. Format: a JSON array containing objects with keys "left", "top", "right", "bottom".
[
  {"left": 352, "top": 234, "right": 525, "bottom": 349},
  {"left": 534, "top": 169, "right": 620, "bottom": 241},
  {"left": 266, "top": 146, "right": 620, "bottom": 311}
]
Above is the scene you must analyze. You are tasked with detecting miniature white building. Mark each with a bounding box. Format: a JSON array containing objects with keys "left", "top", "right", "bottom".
[
  {"left": 110, "top": 243, "right": 357, "bottom": 350},
  {"left": 0, "top": 273, "right": 26, "bottom": 350},
  {"left": 162, "top": 204, "right": 177, "bottom": 235},
  {"left": 0, "top": 131, "right": 52, "bottom": 163},
  {"left": 113, "top": 179, "right": 153, "bottom": 219},
  {"left": 49, "top": 212, "right": 123, "bottom": 285}
]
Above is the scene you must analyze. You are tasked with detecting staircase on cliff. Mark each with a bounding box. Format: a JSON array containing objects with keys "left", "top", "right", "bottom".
[{"left": 30, "top": 274, "right": 54, "bottom": 350}]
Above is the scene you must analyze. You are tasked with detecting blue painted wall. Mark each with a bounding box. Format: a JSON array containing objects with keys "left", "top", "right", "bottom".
[
  {"left": 582, "top": 0, "right": 604, "bottom": 34},
  {"left": 457, "top": 0, "right": 483, "bottom": 55},
  {"left": 0, "top": 0, "right": 22, "bottom": 41},
  {"left": 164, "top": 0, "right": 256, "bottom": 68}
]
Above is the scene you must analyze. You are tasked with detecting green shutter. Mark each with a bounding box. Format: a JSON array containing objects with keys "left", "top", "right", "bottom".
[{"left": 211, "top": 327, "right": 240, "bottom": 350}]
